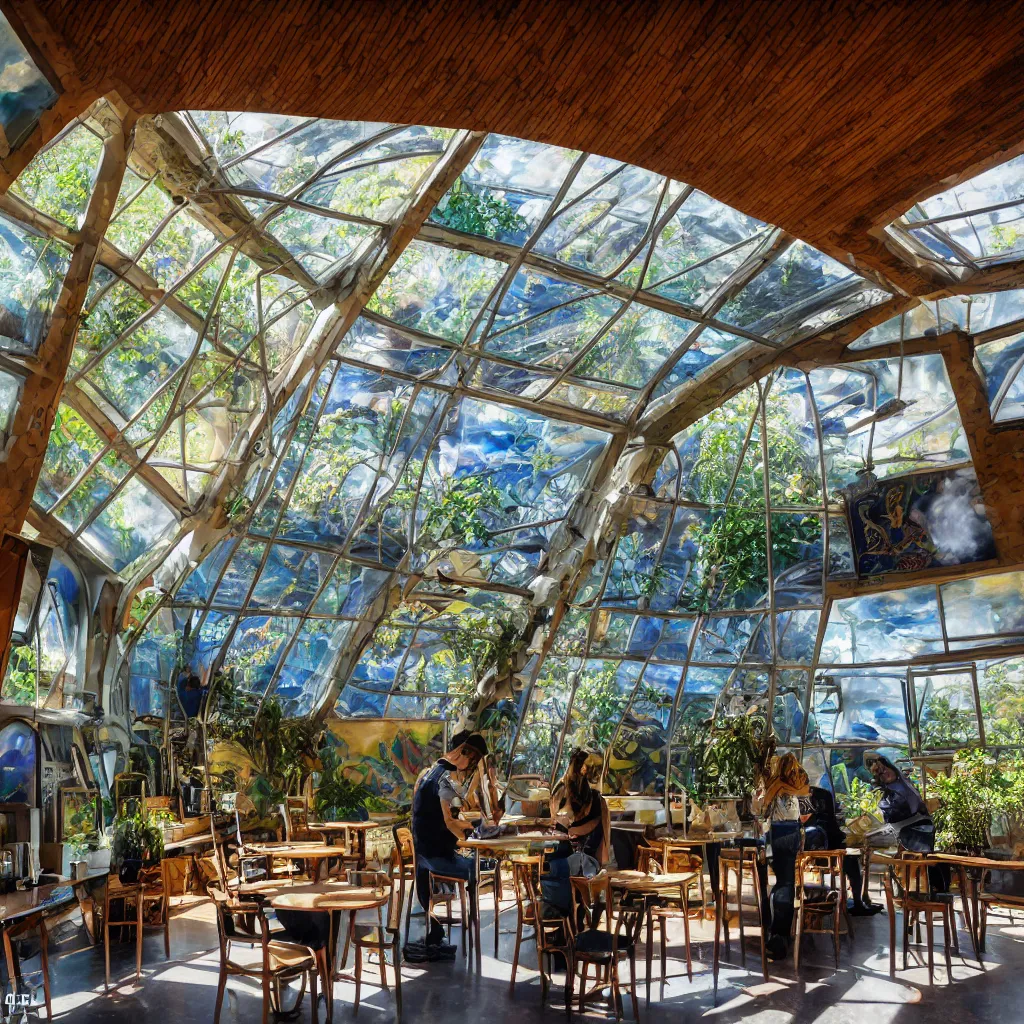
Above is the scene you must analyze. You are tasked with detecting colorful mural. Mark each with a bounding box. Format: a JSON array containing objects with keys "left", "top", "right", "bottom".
[
  {"left": 848, "top": 468, "right": 995, "bottom": 577},
  {"left": 324, "top": 718, "right": 445, "bottom": 807}
]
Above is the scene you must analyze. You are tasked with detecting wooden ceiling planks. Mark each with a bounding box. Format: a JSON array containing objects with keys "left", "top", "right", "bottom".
[{"left": 16, "top": 0, "right": 1024, "bottom": 294}]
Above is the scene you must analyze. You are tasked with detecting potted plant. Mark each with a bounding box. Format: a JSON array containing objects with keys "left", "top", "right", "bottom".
[
  {"left": 314, "top": 748, "right": 372, "bottom": 822},
  {"left": 111, "top": 805, "right": 164, "bottom": 884}
]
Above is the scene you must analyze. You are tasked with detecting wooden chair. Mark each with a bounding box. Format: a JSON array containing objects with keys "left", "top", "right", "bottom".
[
  {"left": 881, "top": 854, "right": 956, "bottom": 984},
  {"left": 567, "top": 874, "right": 644, "bottom": 1021},
  {"left": 210, "top": 888, "right": 325, "bottom": 1024},
  {"left": 508, "top": 855, "right": 571, "bottom": 1001},
  {"left": 281, "top": 797, "right": 316, "bottom": 841},
  {"left": 428, "top": 868, "right": 472, "bottom": 953},
  {"left": 977, "top": 863, "right": 1024, "bottom": 953},
  {"left": 793, "top": 848, "right": 853, "bottom": 972},
  {"left": 720, "top": 843, "right": 761, "bottom": 962},
  {"left": 1, "top": 915, "right": 52, "bottom": 1020},
  {"left": 103, "top": 862, "right": 170, "bottom": 989},
  {"left": 644, "top": 854, "right": 701, "bottom": 1004},
  {"left": 347, "top": 869, "right": 403, "bottom": 1020},
  {"left": 391, "top": 826, "right": 422, "bottom": 947}
]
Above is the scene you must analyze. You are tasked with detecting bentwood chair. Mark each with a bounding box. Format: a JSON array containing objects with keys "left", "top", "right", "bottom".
[
  {"left": 881, "top": 853, "right": 957, "bottom": 984},
  {"left": 567, "top": 874, "right": 644, "bottom": 1021},
  {"left": 210, "top": 887, "right": 326, "bottom": 1024},
  {"left": 793, "top": 848, "right": 853, "bottom": 972},
  {"left": 391, "top": 826, "right": 422, "bottom": 947},
  {"left": 103, "top": 862, "right": 170, "bottom": 989},
  {"left": 347, "top": 869, "right": 404, "bottom": 1020},
  {"left": 508, "top": 855, "right": 571, "bottom": 1001},
  {"left": 644, "top": 853, "right": 702, "bottom": 1002}
]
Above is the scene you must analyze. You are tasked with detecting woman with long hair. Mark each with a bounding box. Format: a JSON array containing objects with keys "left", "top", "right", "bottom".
[
  {"left": 755, "top": 752, "right": 825, "bottom": 960},
  {"left": 550, "top": 747, "right": 610, "bottom": 863}
]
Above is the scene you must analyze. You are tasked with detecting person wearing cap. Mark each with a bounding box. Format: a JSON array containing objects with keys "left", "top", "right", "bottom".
[{"left": 411, "top": 732, "right": 488, "bottom": 945}]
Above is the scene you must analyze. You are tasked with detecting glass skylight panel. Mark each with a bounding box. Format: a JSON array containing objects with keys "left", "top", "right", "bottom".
[
  {"left": 717, "top": 240, "right": 882, "bottom": 339},
  {"left": 808, "top": 354, "right": 970, "bottom": 493},
  {"left": 11, "top": 121, "right": 105, "bottom": 229},
  {"left": 0, "top": 211, "right": 70, "bottom": 355},
  {"left": 643, "top": 189, "right": 770, "bottom": 309},
  {"left": 897, "top": 153, "right": 1024, "bottom": 267},
  {"left": 0, "top": 14, "right": 57, "bottom": 148},
  {"left": 977, "top": 330, "right": 1024, "bottom": 421},
  {"left": 430, "top": 134, "right": 578, "bottom": 244},
  {"left": 534, "top": 160, "right": 666, "bottom": 278},
  {"left": 368, "top": 241, "right": 505, "bottom": 342},
  {"left": 80, "top": 474, "right": 177, "bottom": 572}
]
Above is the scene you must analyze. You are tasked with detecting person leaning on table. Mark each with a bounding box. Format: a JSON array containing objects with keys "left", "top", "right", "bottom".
[{"left": 410, "top": 731, "right": 488, "bottom": 946}]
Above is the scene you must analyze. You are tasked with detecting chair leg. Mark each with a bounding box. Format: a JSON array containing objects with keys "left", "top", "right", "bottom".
[
  {"left": 888, "top": 903, "right": 896, "bottom": 978},
  {"left": 509, "top": 914, "right": 522, "bottom": 994},
  {"left": 944, "top": 905, "right": 954, "bottom": 982},
  {"left": 926, "top": 911, "right": 934, "bottom": 985},
  {"left": 565, "top": 952, "right": 574, "bottom": 1019},
  {"left": 378, "top": 939, "right": 388, "bottom": 992},
  {"left": 163, "top": 891, "right": 170, "bottom": 959},
  {"left": 354, "top": 941, "right": 362, "bottom": 1014},
  {"left": 903, "top": 908, "right": 910, "bottom": 972},
  {"left": 393, "top": 937, "right": 402, "bottom": 1024},
  {"left": 460, "top": 885, "right": 468, "bottom": 957},
  {"left": 980, "top": 902, "right": 988, "bottom": 953},
  {"left": 737, "top": 863, "right": 746, "bottom": 965},
  {"left": 213, "top": 967, "right": 227, "bottom": 1024},
  {"left": 630, "top": 949, "right": 640, "bottom": 1023},
  {"left": 683, "top": 898, "right": 693, "bottom": 982},
  {"left": 645, "top": 913, "right": 653, "bottom": 1007},
  {"left": 135, "top": 892, "right": 144, "bottom": 981},
  {"left": 659, "top": 919, "right": 667, "bottom": 997},
  {"left": 104, "top": 915, "right": 111, "bottom": 991},
  {"left": 262, "top": 964, "right": 272, "bottom": 1024},
  {"left": 39, "top": 923, "right": 52, "bottom": 1022},
  {"left": 578, "top": 961, "right": 587, "bottom": 1016},
  {"left": 712, "top": 893, "right": 722, "bottom": 1006},
  {"left": 794, "top": 898, "right": 804, "bottom": 974},
  {"left": 833, "top": 905, "right": 840, "bottom": 969},
  {"left": 310, "top": 963, "right": 319, "bottom": 1024},
  {"left": 494, "top": 882, "right": 501, "bottom": 959},
  {"left": 722, "top": 865, "right": 731, "bottom": 952}
]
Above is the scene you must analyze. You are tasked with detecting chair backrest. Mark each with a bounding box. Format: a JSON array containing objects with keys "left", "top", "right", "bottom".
[
  {"left": 347, "top": 869, "right": 397, "bottom": 928},
  {"left": 795, "top": 848, "right": 846, "bottom": 892},
  {"left": 569, "top": 874, "right": 613, "bottom": 932},
  {"left": 281, "top": 797, "right": 310, "bottom": 841},
  {"left": 636, "top": 846, "right": 656, "bottom": 873},
  {"left": 511, "top": 855, "right": 544, "bottom": 910},
  {"left": 393, "top": 825, "right": 414, "bottom": 871},
  {"left": 662, "top": 845, "right": 703, "bottom": 874}
]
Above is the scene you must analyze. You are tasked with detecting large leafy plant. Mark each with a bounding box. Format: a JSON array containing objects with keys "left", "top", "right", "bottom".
[
  {"left": 677, "top": 707, "right": 773, "bottom": 804},
  {"left": 314, "top": 746, "right": 373, "bottom": 821},
  {"left": 933, "top": 749, "right": 1024, "bottom": 852},
  {"left": 112, "top": 805, "right": 164, "bottom": 866}
]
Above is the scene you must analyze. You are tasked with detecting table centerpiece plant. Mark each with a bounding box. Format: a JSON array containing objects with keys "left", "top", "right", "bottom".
[{"left": 111, "top": 803, "right": 164, "bottom": 884}]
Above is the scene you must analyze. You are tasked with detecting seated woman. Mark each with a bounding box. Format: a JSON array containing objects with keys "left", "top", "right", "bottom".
[
  {"left": 868, "top": 753, "right": 949, "bottom": 892},
  {"left": 755, "top": 752, "right": 825, "bottom": 960},
  {"left": 541, "top": 748, "right": 610, "bottom": 920},
  {"left": 807, "top": 785, "right": 881, "bottom": 915}
]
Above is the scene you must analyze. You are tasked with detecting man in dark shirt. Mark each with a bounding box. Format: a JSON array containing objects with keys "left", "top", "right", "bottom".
[{"left": 411, "top": 733, "right": 487, "bottom": 945}]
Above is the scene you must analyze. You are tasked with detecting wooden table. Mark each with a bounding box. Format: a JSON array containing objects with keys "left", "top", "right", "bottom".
[
  {"left": 246, "top": 843, "right": 345, "bottom": 882},
  {"left": 932, "top": 852, "right": 1024, "bottom": 956},
  {"left": 459, "top": 832, "right": 563, "bottom": 965},
  {"left": 307, "top": 819, "right": 399, "bottom": 869},
  {"left": 873, "top": 853, "right": 981, "bottom": 967},
  {"left": 1, "top": 873, "right": 107, "bottom": 1016}
]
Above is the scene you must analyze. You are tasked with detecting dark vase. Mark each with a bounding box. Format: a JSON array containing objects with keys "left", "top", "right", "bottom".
[{"left": 118, "top": 858, "right": 143, "bottom": 884}]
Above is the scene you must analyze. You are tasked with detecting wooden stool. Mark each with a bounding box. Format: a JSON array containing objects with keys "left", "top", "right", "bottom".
[{"left": 103, "top": 864, "right": 170, "bottom": 989}]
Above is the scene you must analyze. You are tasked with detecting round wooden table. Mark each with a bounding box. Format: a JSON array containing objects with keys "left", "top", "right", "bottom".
[
  {"left": 246, "top": 844, "right": 346, "bottom": 882},
  {"left": 307, "top": 820, "right": 398, "bottom": 869},
  {"left": 459, "top": 832, "right": 564, "bottom": 965}
]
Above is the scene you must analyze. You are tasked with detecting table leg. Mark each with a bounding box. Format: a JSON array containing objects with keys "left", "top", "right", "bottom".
[
  {"left": 862, "top": 849, "right": 873, "bottom": 905},
  {"left": 474, "top": 847, "right": 482, "bottom": 966},
  {"left": 359, "top": 831, "right": 367, "bottom": 871}
]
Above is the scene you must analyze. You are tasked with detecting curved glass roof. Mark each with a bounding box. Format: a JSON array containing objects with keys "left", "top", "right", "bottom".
[{"left": 5, "top": 102, "right": 1024, "bottom": 792}]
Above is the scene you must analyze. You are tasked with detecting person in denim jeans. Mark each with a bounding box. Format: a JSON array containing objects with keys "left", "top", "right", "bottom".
[
  {"left": 755, "top": 753, "right": 824, "bottom": 960},
  {"left": 411, "top": 733, "right": 488, "bottom": 945}
]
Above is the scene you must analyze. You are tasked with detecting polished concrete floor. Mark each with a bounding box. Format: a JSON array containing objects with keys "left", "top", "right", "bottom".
[{"left": 35, "top": 895, "right": 1024, "bottom": 1023}]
